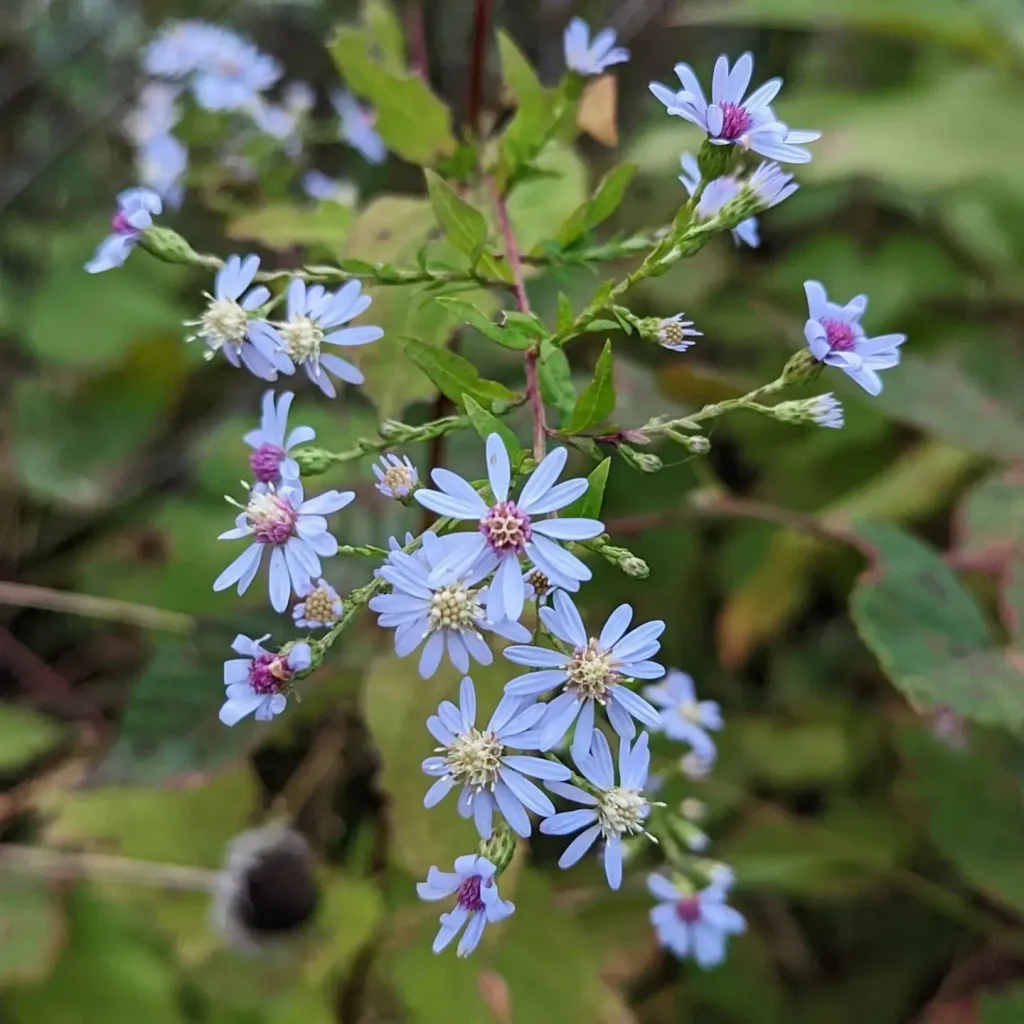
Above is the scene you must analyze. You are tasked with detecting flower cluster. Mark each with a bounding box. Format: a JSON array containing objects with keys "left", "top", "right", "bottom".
[{"left": 81, "top": 11, "right": 918, "bottom": 979}]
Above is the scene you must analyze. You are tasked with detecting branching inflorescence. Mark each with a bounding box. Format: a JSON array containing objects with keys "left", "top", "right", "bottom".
[{"left": 87, "top": 8, "right": 907, "bottom": 969}]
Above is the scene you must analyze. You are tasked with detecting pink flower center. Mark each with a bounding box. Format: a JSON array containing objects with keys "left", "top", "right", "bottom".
[
  {"left": 479, "top": 500, "right": 532, "bottom": 555},
  {"left": 718, "top": 102, "right": 753, "bottom": 141},
  {"left": 675, "top": 897, "right": 702, "bottom": 924},
  {"left": 823, "top": 319, "right": 856, "bottom": 352},
  {"left": 456, "top": 875, "right": 486, "bottom": 912},
  {"left": 111, "top": 211, "right": 135, "bottom": 235},
  {"left": 249, "top": 444, "right": 286, "bottom": 484},
  {"left": 248, "top": 652, "right": 293, "bottom": 695},
  {"left": 247, "top": 491, "right": 297, "bottom": 545}
]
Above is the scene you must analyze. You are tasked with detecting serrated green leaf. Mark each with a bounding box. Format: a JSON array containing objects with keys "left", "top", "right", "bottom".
[
  {"left": 538, "top": 338, "right": 576, "bottom": 420},
  {"left": 554, "top": 163, "right": 637, "bottom": 247},
  {"left": 228, "top": 202, "right": 352, "bottom": 251},
  {"left": 850, "top": 521, "right": 1024, "bottom": 729},
  {"left": 330, "top": 27, "right": 456, "bottom": 165},
  {"left": 563, "top": 457, "right": 610, "bottom": 520},
  {"left": 401, "top": 336, "right": 518, "bottom": 409},
  {"left": 462, "top": 396, "right": 523, "bottom": 467},
  {"left": 434, "top": 296, "right": 531, "bottom": 350},
  {"left": 424, "top": 170, "right": 488, "bottom": 256},
  {"left": 562, "top": 340, "right": 615, "bottom": 434}
]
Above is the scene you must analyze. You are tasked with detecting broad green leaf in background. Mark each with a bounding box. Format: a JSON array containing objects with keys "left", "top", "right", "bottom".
[
  {"left": 462, "top": 396, "right": 523, "bottom": 467},
  {"left": 850, "top": 521, "right": 1024, "bottom": 728},
  {"left": 496, "top": 31, "right": 557, "bottom": 187},
  {"left": 26, "top": 223, "right": 186, "bottom": 370},
  {"left": 982, "top": 988, "right": 1024, "bottom": 1023},
  {"left": 401, "top": 336, "right": 518, "bottom": 411},
  {"left": 362, "top": 0, "right": 404, "bottom": 71},
  {"left": 0, "top": 876, "right": 65, "bottom": 985},
  {"left": 952, "top": 465, "right": 1024, "bottom": 565},
  {"left": 424, "top": 171, "right": 487, "bottom": 257},
  {"left": 552, "top": 163, "right": 637, "bottom": 249},
  {"left": 227, "top": 202, "right": 352, "bottom": 252},
  {"left": 563, "top": 457, "right": 610, "bottom": 520},
  {"left": 0, "top": 704, "right": 66, "bottom": 780},
  {"left": 561, "top": 340, "right": 615, "bottom": 434},
  {"left": 507, "top": 145, "right": 588, "bottom": 254},
  {"left": 329, "top": 28, "right": 456, "bottom": 166}
]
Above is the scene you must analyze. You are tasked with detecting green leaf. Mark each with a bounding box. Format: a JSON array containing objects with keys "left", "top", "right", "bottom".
[
  {"left": 900, "top": 727, "right": 1024, "bottom": 914},
  {"left": 982, "top": 988, "right": 1024, "bottom": 1024},
  {"left": 499, "top": 310, "right": 548, "bottom": 340},
  {"left": 0, "top": 877, "right": 64, "bottom": 985},
  {"left": 329, "top": 27, "right": 456, "bottom": 165},
  {"left": 538, "top": 338, "right": 576, "bottom": 421},
  {"left": 507, "top": 145, "right": 589, "bottom": 253},
  {"left": 557, "top": 292, "right": 574, "bottom": 333},
  {"left": 0, "top": 705, "right": 65, "bottom": 780},
  {"left": 401, "top": 336, "right": 518, "bottom": 409},
  {"left": 554, "top": 163, "right": 637, "bottom": 248},
  {"left": 850, "top": 521, "right": 1024, "bottom": 729},
  {"left": 227, "top": 202, "right": 352, "bottom": 251},
  {"left": 496, "top": 31, "right": 555, "bottom": 186},
  {"left": 424, "top": 170, "right": 488, "bottom": 256},
  {"left": 953, "top": 466, "right": 1024, "bottom": 564},
  {"left": 362, "top": 0, "right": 404, "bottom": 71},
  {"left": 462, "top": 395, "right": 523, "bottom": 466},
  {"left": 563, "top": 457, "right": 610, "bottom": 520},
  {"left": 562, "top": 340, "right": 615, "bottom": 434},
  {"left": 434, "top": 296, "right": 532, "bottom": 350}
]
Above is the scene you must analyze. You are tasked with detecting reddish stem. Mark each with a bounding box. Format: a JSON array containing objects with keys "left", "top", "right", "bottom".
[
  {"left": 406, "top": 0, "right": 429, "bottom": 79},
  {"left": 492, "top": 184, "right": 546, "bottom": 461},
  {"left": 466, "top": 0, "right": 491, "bottom": 134}
]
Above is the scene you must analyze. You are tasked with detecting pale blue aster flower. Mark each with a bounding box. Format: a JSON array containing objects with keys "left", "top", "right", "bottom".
[
  {"left": 192, "top": 37, "right": 282, "bottom": 112},
  {"left": 503, "top": 590, "right": 664, "bottom": 763},
  {"left": 804, "top": 280, "right": 907, "bottom": 396},
  {"left": 563, "top": 17, "right": 630, "bottom": 76},
  {"left": 417, "top": 854, "right": 515, "bottom": 957},
  {"left": 137, "top": 132, "right": 188, "bottom": 208},
  {"left": 256, "top": 279, "right": 383, "bottom": 398},
  {"left": 244, "top": 390, "right": 313, "bottom": 487},
  {"left": 681, "top": 751, "right": 715, "bottom": 780},
  {"left": 368, "top": 531, "right": 531, "bottom": 679},
  {"left": 650, "top": 53, "right": 820, "bottom": 164},
  {"left": 302, "top": 171, "right": 357, "bottom": 205},
  {"left": 185, "top": 255, "right": 288, "bottom": 380},
  {"left": 85, "top": 187, "right": 161, "bottom": 274},
  {"left": 540, "top": 730, "right": 652, "bottom": 890},
  {"left": 214, "top": 480, "right": 354, "bottom": 613},
  {"left": 219, "top": 633, "right": 311, "bottom": 726},
  {"left": 251, "top": 81, "right": 314, "bottom": 155},
  {"left": 642, "top": 669, "right": 721, "bottom": 761},
  {"left": 809, "top": 393, "right": 844, "bottom": 429},
  {"left": 647, "top": 874, "right": 746, "bottom": 968},
  {"left": 143, "top": 21, "right": 241, "bottom": 79},
  {"left": 413, "top": 434, "right": 604, "bottom": 624},
  {"left": 373, "top": 453, "right": 418, "bottom": 499},
  {"left": 656, "top": 312, "right": 702, "bottom": 352},
  {"left": 123, "top": 81, "right": 181, "bottom": 143},
  {"left": 292, "top": 578, "right": 342, "bottom": 629},
  {"left": 331, "top": 90, "right": 386, "bottom": 164},
  {"left": 748, "top": 159, "right": 799, "bottom": 209},
  {"left": 422, "top": 677, "right": 569, "bottom": 839}
]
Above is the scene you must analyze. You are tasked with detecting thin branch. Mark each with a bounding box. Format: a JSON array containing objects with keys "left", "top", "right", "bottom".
[{"left": 466, "top": 0, "right": 492, "bottom": 134}]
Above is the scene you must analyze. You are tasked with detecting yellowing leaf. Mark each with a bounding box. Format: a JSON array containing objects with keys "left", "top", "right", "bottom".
[{"left": 577, "top": 75, "right": 618, "bottom": 147}]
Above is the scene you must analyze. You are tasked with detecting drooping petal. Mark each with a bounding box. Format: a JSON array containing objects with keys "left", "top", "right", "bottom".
[{"left": 485, "top": 433, "right": 511, "bottom": 502}]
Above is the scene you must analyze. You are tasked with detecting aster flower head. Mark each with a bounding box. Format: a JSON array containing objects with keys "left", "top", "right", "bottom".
[
  {"left": 84, "top": 188, "right": 161, "bottom": 274},
  {"left": 251, "top": 81, "right": 314, "bottom": 155},
  {"left": 413, "top": 435, "right": 604, "bottom": 624},
  {"left": 331, "top": 90, "right": 386, "bottom": 165},
  {"left": 214, "top": 480, "right": 354, "bottom": 613},
  {"left": 368, "top": 531, "right": 531, "bottom": 679},
  {"left": 540, "top": 730, "right": 652, "bottom": 890},
  {"left": 244, "top": 390, "right": 314, "bottom": 487},
  {"left": 302, "top": 171, "right": 358, "bottom": 206},
  {"left": 563, "top": 18, "right": 630, "bottom": 76},
  {"left": 679, "top": 153, "right": 796, "bottom": 248},
  {"left": 124, "top": 81, "right": 181, "bottom": 143},
  {"left": 220, "top": 633, "right": 311, "bottom": 725},
  {"left": 259, "top": 279, "right": 384, "bottom": 398},
  {"left": 191, "top": 35, "right": 282, "bottom": 112},
  {"left": 651, "top": 53, "right": 820, "bottom": 164},
  {"left": 373, "top": 453, "right": 419, "bottom": 500},
  {"left": 647, "top": 874, "right": 746, "bottom": 968},
  {"left": 809, "top": 393, "right": 844, "bottom": 429},
  {"left": 803, "top": 280, "right": 907, "bottom": 396},
  {"left": 417, "top": 854, "right": 515, "bottom": 957},
  {"left": 137, "top": 132, "right": 188, "bottom": 208},
  {"left": 655, "top": 312, "right": 702, "bottom": 352},
  {"left": 292, "top": 577, "right": 342, "bottom": 630},
  {"left": 643, "top": 669, "right": 722, "bottom": 761},
  {"left": 422, "top": 677, "right": 570, "bottom": 839},
  {"left": 185, "top": 255, "right": 287, "bottom": 380},
  {"left": 504, "top": 590, "right": 664, "bottom": 763}
]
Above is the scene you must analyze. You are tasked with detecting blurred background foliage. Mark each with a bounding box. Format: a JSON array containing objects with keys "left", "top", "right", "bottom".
[{"left": 4, "top": 0, "right": 1024, "bottom": 1021}]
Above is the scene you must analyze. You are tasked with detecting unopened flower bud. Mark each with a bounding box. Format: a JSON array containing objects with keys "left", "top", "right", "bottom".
[
  {"left": 138, "top": 225, "right": 199, "bottom": 264},
  {"left": 696, "top": 138, "right": 740, "bottom": 182},
  {"left": 782, "top": 348, "right": 825, "bottom": 386},
  {"left": 292, "top": 446, "right": 334, "bottom": 476},
  {"left": 619, "top": 445, "right": 662, "bottom": 473},
  {"left": 619, "top": 553, "right": 650, "bottom": 579},
  {"left": 767, "top": 394, "right": 844, "bottom": 429},
  {"left": 477, "top": 820, "right": 517, "bottom": 873}
]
